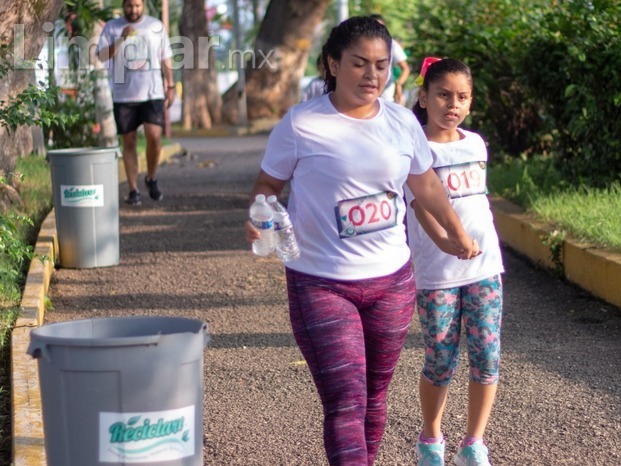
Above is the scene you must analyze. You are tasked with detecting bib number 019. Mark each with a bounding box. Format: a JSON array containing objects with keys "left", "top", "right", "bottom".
[{"left": 435, "top": 161, "right": 487, "bottom": 199}]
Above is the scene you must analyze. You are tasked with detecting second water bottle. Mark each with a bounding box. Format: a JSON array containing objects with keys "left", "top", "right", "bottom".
[{"left": 267, "top": 195, "right": 300, "bottom": 262}]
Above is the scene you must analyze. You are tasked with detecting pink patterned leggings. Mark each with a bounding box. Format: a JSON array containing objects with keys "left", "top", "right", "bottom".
[{"left": 286, "top": 262, "right": 416, "bottom": 465}]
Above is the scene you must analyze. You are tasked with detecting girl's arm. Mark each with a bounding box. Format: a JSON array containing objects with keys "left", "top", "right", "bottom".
[{"left": 406, "top": 169, "right": 479, "bottom": 259}]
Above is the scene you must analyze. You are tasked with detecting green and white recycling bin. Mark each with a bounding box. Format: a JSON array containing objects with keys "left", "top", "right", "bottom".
[
  {"left": 47, "top": 146, "right": 121, "bottom": 268},
  {"left": 27, "top": 316, "right": 210, "bottom": 466}
]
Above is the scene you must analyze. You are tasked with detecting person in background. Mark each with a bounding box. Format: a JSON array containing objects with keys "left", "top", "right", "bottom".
[
  {"left": 245, "top": 16, "right": 480, "bottom": 466},
  {"left": 97, "top": 0, "right": 175, "bottom": 205},
  {"left": 406, "top": 57, "right": 505, "bottom": 466},
  {"left": 370, "top": 13, "right": 410, "bottom": 105},
  {"left": 301, "top": 54, "right": 326, "bottom": 102}
]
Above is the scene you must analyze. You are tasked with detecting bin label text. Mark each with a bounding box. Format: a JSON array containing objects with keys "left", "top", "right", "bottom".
[
  {"left": 61, "top": 184, "right": 104, "bottom": 207},
  {"left": 99, "top": 406, "right": 195, "bottom": 462}
]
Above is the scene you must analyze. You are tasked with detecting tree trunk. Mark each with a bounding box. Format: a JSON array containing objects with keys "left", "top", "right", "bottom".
[
  {"left": 91, "top": 9, "right": 118, "bottom": 148},
  {"left": 179, "top": 0, "right": 222, "bottom": 130},
  {"left": 221, "top": 0, "right": 330, "bottom": 125},
  {"left": 0, "top": 0, "right": 65, "bottom": 175}
]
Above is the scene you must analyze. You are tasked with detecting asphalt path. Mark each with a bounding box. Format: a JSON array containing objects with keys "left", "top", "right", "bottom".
[{"left": 45, "top": 134, "right": 621, "bottom": 465}]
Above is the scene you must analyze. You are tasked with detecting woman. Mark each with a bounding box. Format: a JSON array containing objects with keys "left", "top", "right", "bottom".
[{"left": 245, "top": 16, "right": 478, "bottom": 465}]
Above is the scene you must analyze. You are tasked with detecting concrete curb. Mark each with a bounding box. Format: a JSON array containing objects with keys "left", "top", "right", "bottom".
[
  {"left": 10, "top": 142, "right": 182, "bottom": 465},
  {"left": 10, "top": 189, "right": 620, "bottom": 465},
  {"left": 11, "top": 212, "right": 56, "bottom": 465},
  {"left": 490, "top": 197, "right": 621, "bottom": 308}
]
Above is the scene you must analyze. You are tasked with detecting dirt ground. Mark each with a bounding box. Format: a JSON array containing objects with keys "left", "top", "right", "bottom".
[{"left": 44, "top": 134, "right": 621, "bottom": 465}]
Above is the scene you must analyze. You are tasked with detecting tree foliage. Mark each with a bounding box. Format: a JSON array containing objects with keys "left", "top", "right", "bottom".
[
  {"left": 0, "top": 47, "right": 74, "bottom": 135},
  {"left": 521, "top": 0, "right": 621, "bottom": 185},
  {"left": 404, "top": 0, "right": 620, "bottom": 186}
]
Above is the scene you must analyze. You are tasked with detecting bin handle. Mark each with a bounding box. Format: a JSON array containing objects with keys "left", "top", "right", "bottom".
[
  {"left": 26, "top": 334, "right": 164, "bottom": 361},
  {"left": 27, "top": 340, "right": 52, "bottom": 363}
]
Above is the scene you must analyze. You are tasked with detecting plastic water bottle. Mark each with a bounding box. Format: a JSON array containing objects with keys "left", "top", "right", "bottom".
[
  {"left": 249, "top": 194, "right": 275, "bottom": 256},
  {"left": 267, "top": 195, "right": 300, "bottom": 262}
]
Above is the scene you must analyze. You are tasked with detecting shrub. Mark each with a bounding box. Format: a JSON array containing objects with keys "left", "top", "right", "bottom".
[
  {"left": 521, "top": 0, "right": 621, "bottom": 186},
  {"left": 406, "top": 0, "right": 620, "bottom": 186},
  {"left": 44, "top": 70, "right": 100, "bottom": 149}
]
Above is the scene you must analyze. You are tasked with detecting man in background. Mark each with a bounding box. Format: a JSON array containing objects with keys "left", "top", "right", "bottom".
[{"left": 97, "top": 0, "right": 175, "bottom": 205}]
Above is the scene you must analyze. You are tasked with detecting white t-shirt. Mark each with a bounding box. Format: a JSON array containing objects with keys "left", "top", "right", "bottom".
[
  {"left": 98, "top": 15, "right": 173, "bottom": 103},
  {"left": 405, "top": 129, "right": 505, "bottom": 289},
  {"left": 261, "top": 93, "right": 432, "bottom": 280}
]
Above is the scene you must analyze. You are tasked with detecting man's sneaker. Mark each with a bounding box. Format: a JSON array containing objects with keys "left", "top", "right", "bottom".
[
  {"left": 454, "top": 440, "right": 491, "bottom": 466},
  {"left": 416, "top": 438, "right": 445, "bottom": 466},
  {"left": 125, "top": 189, "right": 142, "bottom": 205},
  {"left": 145, "top": 176, "right": 163, "bottom": 201}
]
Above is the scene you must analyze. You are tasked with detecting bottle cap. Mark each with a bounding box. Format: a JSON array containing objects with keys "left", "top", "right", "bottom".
[
  {"left": 256, "top": 194, "right": 266, "bottom": 202},
  {"left": 267, "top": 195, "right": 277, "bottom": 203}
]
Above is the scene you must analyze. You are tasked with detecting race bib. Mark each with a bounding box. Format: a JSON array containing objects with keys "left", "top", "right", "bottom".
[
  {"left": 434, "top": 161, "right": 487, "bottom": 199},
  {"left": 336, "top": 191, "right": 399, "bottom": 238}
]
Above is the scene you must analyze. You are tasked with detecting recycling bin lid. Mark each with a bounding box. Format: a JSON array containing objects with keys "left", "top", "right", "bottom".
[{"left": 47, "top": 146, "right": 121, "bottom": 157}]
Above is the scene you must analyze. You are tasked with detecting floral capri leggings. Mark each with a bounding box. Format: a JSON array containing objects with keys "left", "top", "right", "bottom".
[{"left": 417, "top": 275, "right": 503, "bottom": 387}]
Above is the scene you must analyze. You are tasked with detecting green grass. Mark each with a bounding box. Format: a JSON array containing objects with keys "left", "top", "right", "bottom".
[
  {"left": 0, "top": 136, "right": 169, "bottom": 464},
  {"left": 0, "top": 154, "right": 52, "bottom": 312},
  {"left": 489, "top": 155, "right": 621, "bottom": 253},
  {"left": 0, "top": 153, "right": 52, "bottom": 464},
  {"left": 531, "top": 184, "right": 621, "bottom": 251}
]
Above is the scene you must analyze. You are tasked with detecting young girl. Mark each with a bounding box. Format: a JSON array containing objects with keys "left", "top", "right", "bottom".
[
  {"left": 245, "top": 19, "right": 479, "bottom": 465},
  {"left": 406, "top": 58, "right": 505, "bottom": 466}
]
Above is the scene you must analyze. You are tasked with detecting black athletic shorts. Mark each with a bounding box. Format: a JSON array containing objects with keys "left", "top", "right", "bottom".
[{"left": 113, "top": 100, "right": 165, "bottom": 134}]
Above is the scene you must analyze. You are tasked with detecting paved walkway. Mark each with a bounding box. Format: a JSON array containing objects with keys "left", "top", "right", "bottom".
[{"left": 16, "top": 134, "right": 621, "bottom": 465}]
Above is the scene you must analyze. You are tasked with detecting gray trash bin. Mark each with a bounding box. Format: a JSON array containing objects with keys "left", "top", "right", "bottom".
[
  {"left": 27, "top": 316, "right": 210, "bottom": 466},
  {"left": 47, "top": 146, "right": 121, "bottom": 268}
]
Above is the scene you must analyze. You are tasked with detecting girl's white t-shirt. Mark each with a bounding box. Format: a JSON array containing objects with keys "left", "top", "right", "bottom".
[
  {"left": 405, "top": 129, "right": 505, "bottom": 289},
  {"left": 98, "top": 15, "right": 173, "bottom": 103},
  {"left": 261, "top": 94, "right": 432, "bottom": 280}
]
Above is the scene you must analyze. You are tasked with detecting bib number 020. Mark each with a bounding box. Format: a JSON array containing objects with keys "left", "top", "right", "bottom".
[{"left": 336, "top": 191, "right": 399, "bottom": 238}]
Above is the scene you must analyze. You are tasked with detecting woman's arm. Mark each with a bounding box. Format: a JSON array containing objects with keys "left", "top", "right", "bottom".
[
  {"left": 411, "top": 200, "right": 466, "bottom": 256},
  {"left": 406, "top": 169, "right": 479, "bottom": 259}
]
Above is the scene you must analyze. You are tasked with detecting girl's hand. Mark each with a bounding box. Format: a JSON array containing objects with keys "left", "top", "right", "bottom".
[
  {"left": 434, "top": 235, "right": 482, "bottom": 259},
  {"left": 453, "top": 237, "right": 482, "bottom": 260}
]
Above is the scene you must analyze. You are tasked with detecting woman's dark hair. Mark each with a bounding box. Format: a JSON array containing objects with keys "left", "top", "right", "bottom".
[
  {"left": 321, "top": 16, "right": 392, "bottom": 93},
  {"left": 412, "top": 58, "right": 473, "bottom": 126}
]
